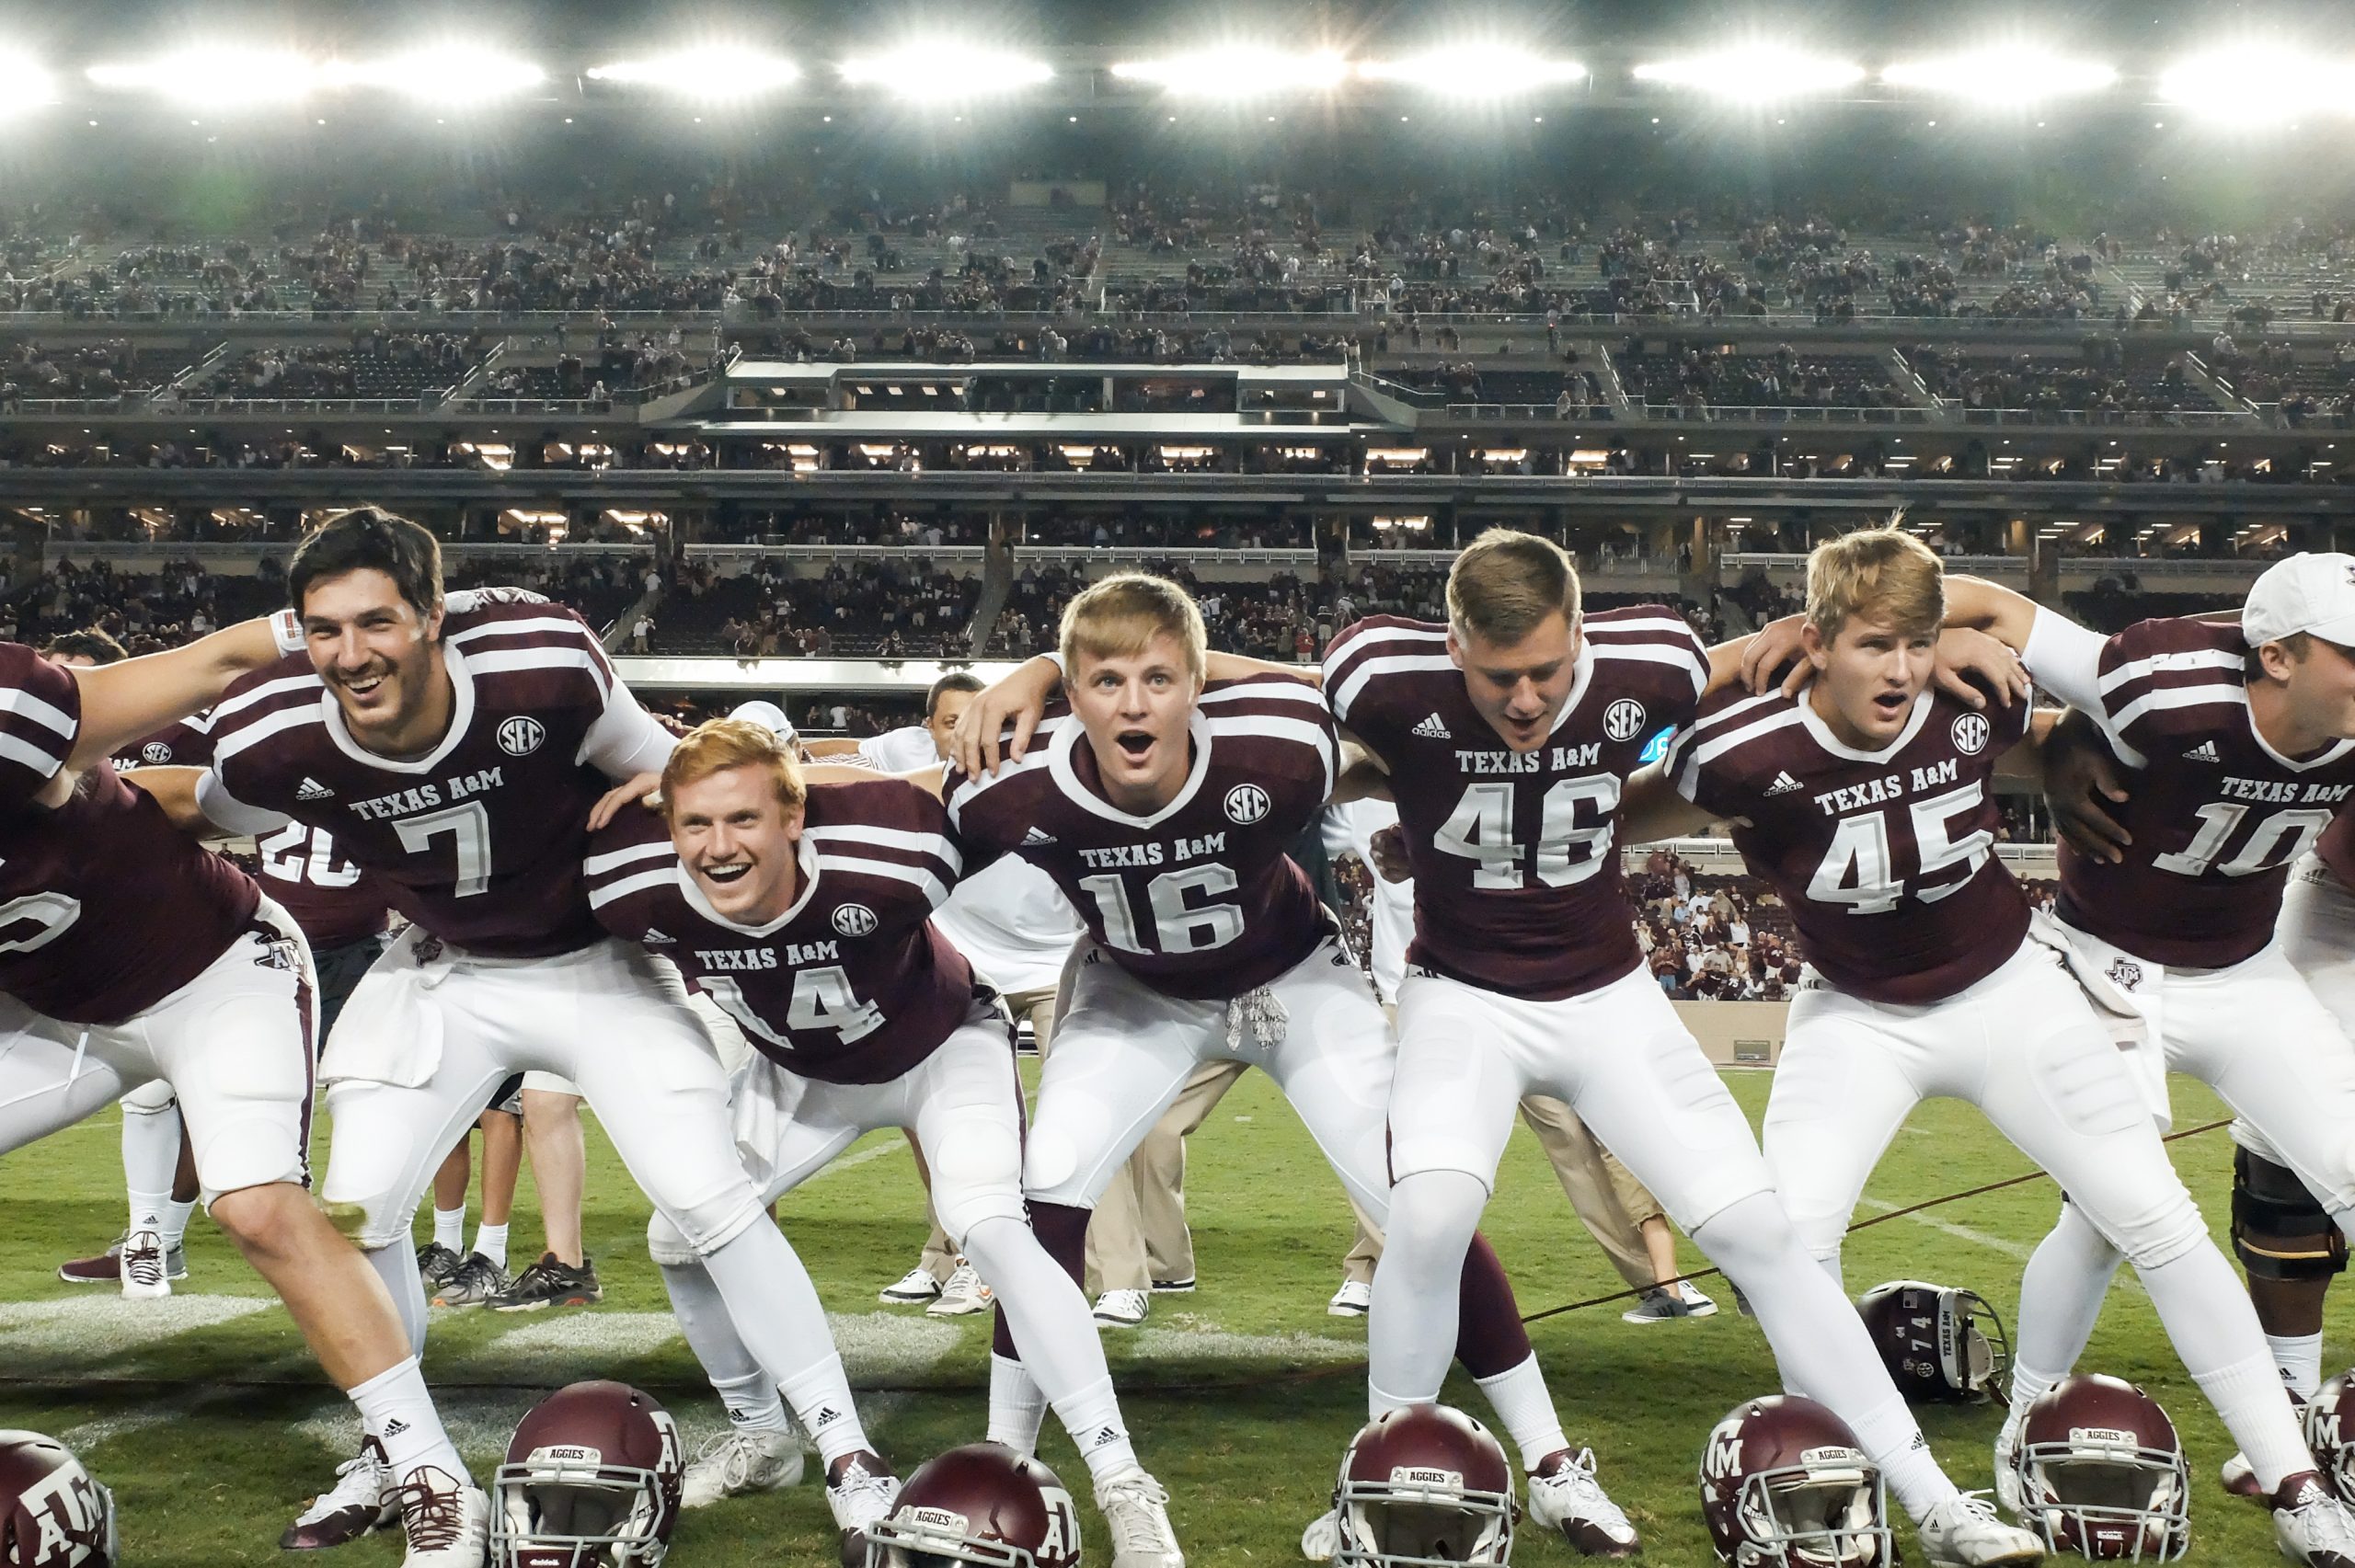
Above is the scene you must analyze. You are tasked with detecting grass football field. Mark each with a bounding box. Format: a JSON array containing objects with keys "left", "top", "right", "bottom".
[{"left": 0, "top": 1063, "right": 2328, "bottom": 1565}]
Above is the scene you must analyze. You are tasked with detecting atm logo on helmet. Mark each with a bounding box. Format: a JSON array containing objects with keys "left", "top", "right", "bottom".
[
  {"left": 1703, "top": 1425, "right": 1744, "bottom": 1480},
  {"left": 19, "top": 1465, "right": 108, "bottom": 1561}
]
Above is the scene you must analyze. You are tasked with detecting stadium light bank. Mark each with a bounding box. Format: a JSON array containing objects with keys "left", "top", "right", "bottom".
[
  {"left": 1355, "top": 46, "right": 1589, "bottom": 97},
  {"left": 587, "top": 50, "right": 802, "bottom": 101},
  {"left": 1110, "top": 48, "right": 1350, "bottom": 97},
  {"left": 1632, "top": 46, "right": 1866, "bottom": 102},
  {"left": 0, "top": 49, "right": 57, "bottom": 118},
  {"left": 2156, "top": 44, "right": 2355, "bottom": 128},
  {"left": 1879, "top": 47, "right": 2118, "bottom": 107},
  {"left": 838, "top": 44, "right": 1053, "bottom": 100}
]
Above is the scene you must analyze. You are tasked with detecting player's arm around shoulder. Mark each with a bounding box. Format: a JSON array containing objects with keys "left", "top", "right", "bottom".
[
  {"left": 120, "top": 766, "right": 237, "bottom": 841},
  {"left": 1621, "top": 760, "right": 1727, "bottom": 845},
  {"left": 63, "top": 612, "right": 299, "bottom": 772}
]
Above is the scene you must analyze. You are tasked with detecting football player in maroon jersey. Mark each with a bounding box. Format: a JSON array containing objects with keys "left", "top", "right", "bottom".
[
  {"left": 1637, "top": 527, "right": 2355, "bottom": 1564},
  {"left": 948, "top": 573, "right": 1644, "bottom": 1558},
  {"left": 585, "top": 717, "right": 1185, "bottom": 1566},
  {"left": 1930, "top": 554, "right": 2355, "bottom": 1516},
  {"left": 141, "top": 509, "right": 902, "bottom": 1557},
  {"left": 0, "top": 610, "right": 503, "bottom": 1566}
]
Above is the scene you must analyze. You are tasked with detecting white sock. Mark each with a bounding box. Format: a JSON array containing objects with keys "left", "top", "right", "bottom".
[
  {"left": 120, "top": 1100, "right": 182, "bottom": 1209},
  {"left": 1047, "top": 1375, "right": 1140, "bottom": 1483},
  {"left": 2137, "top": 1245, "right": 2315, "bottom": 1492},
  {"left": 348, "top": 1356, "right": 468, "bottom": 1482},
  {"left": 2007, "top": 1362, "right": 2062, "bottom": 1425},
  {"left": 959, "top": 1216, "right": 1143, "bottom": 1481},
  {"left": 1849, "top": 1392, "right": 1960, "bottom": 1520},
  {"left": 2011, "top": 1202, "right": 2123, "bottom": 1414},
  {"left": 1474, "top": 1355, "right": 1571, "bottom": 1470},
  {"left": 432, "top": 1206, "right": 465, "bottom": 1255},
  {"left": 779, "top": 1355, "right": 871, "bottom": 1468},
  {"left": 126, "top": 1188, "right": 171, "bottom": 1236},
  {"left": 2270, "top": 1333, "right": 2326, "bottom": 1402},
  {"left": 987, "top": 1353, "right": 1050, "bottom": 1455},
  {"left": 472, "top": 1221, "right": 509, "bottom": 1271},
  {"left": 1366, "top": 1171, "right": 1488, "bottom": 1414},
  {"left": 365, "top": 1242, "right": 430, "bottom": 1360},
  {"left": 160, "top": 1199, "right": 196, "bottom": 1254},
  {"left": 710, "top": 1368, "right": 790, "bottom": 1434}
]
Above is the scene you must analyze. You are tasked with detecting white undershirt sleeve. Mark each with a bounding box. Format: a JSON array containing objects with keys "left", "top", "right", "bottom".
[
  {"left": 195, "top": 767, "right": 293, "bottom": 836},
  {"left": 2022, "top": 608, "right": 2110, "bottom": 718}
]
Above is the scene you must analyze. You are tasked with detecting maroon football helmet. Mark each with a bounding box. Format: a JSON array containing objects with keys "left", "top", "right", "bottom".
[
  {"left": 490, "top": 1381, "right": 684, "bottom": 1568},
  {"left": 2014, "top": 1375, "right": 2188, "bottom": 1561},
  {"left": 1697, "top": 1395, "right": 1890, "bottom": 1567},
  {"left": 2304, "top": 1371, "right": 2355, "bottom": 1502},
  {"left": 1332, "top": 1405, "right": 1516, "bottom": 1567},
  {"left": 1855, "top": 1280, "right": 2009, "bottom": 1403},
  {"left": 0, "top": 1431, "right": 115, "bottom": 1567},
  {"left": 862, "top": 1444, "right": 1081, "bottom": 1568}
]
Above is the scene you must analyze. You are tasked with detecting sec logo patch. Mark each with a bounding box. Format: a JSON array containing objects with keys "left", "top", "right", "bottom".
[
  {"left": 498, "top": 715, "right": 546, "bottom": 757},
  {"left": 1949, "top": 712, "right": 1991, "bottom": 756},
  {"left": 1224, "top": 783, "right": 1271, "bottom": 824},
  {"left": 833, "top": 903, "right": 879, "bottom": 937},
  {"left": 1603, "top": 698, "right": 1647, "bottom": 742}
]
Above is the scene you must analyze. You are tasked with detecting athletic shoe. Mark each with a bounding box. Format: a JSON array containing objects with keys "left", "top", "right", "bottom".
[
  {"left": 430, "top": 1251, "right": 508, "bottom": 1309},
  {"left": 1526, "top": 1448, "right": 1640, "bottom": 1557},
  {"left": 120, "top": 1229, "right": 169, "bottom": 1300},
  {"left": 824, "top": 1450, "right": 901, "bottom": 1567},
  {"left": 59, "top": 1232, "right": 187, "bottom": 1287},
  {"left": 415, "top": 1242, "right": 463, "bottom": 1294},
  {"left": 682, "top": 1427, "right": 803, "bottom": 1508},
  {"left": 1993, "top": 1411, "right": 2025, "bottom": 1516},
  {"left": 2225, "top": 1449, "right": 2266, "bottom": 1499},
  {"left": 1327, "top": 1278, "right": 1372, "bottom": 1317},
  {"left": 878, "top": 1265, "right": 942, "bottom": 1305},
  {"left": 927, "top": 1260, "right": 993, "bottom": 1317},
  {"left": 1096, "top": 1467, "right": 1185, "bottom": 1567},
  {"left": 392, "top": 1464, "right": 488, "bottom": 1568},
  {"left": 1620, "top": 1285, "right": 1718, "bottom": 1323},
  {"left": 1915, "top": 1492, "right": 2045, "bottom": 1566},
  {"left": 2276, "top": 1473, "right": 2355, "bottom": 1567},
  {"left": 1092, "top": 1288, "right": 1151, "bottom": 1327},
  {"left": 489, "top": 1253, "right": 602, "bottom": 1312},
  {"left": 1151, "top": 1276, "right": 1196, "bottom": 1294},
  {"left": 281, "top": 1436, "right": 396, "bottom": 1549},
  {"left": 1300, "top": 1506, "right": 1340, "bottom": 1562}
]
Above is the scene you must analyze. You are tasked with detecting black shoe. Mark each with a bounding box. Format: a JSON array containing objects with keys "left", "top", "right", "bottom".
[
  {"left": 431, "top": 1251, "right": 509, "bottom": 1309},
  {"left": 490, "top": 1253, "right": 603, "bottom": 1312},
  {"left": 415, "top": 1242, "right": 463, "bottom": 1293}
]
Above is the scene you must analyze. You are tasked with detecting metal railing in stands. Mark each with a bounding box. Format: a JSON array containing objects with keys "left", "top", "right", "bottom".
[
  {"left": 45, "top": 540, "right": 656, "bottom": 563},
  {"left": 1624, "top": 404, "right": 1934, "bottom": 426},
  {"left": 1959, "top": 406, "right": 2254, "bottom": 429}
]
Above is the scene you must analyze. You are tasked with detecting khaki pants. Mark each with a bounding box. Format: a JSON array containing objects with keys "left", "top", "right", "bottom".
[{"left": 915, "top": 984, "right": 1175, "bottom": 1295}]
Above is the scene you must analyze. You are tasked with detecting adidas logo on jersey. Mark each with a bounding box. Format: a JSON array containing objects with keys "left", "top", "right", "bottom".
[
  {"left": 1021, "top": 826, "right": 1058, "bottom": 846},
  {"left": 1411, "top": 713, "right": 1453, "bottom": 739},
  {"left": 1763, "top": 772, "right": 1805, "bottom": 796},
  {"left": 295, "top": 777, "right": 335, "bottom": 801},
  {"left": 642, "top": 929, "right": 674, "bottom": 945},
  {"left": 2184, "top": 740, "right": 2220, "bottom": 761}
]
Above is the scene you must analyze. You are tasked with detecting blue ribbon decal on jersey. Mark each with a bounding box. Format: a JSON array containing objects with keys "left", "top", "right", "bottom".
[{"left": 1638, "top": 727, "right": 1673, "bottom": 765}]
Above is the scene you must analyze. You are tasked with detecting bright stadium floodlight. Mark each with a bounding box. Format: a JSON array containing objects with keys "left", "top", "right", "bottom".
[
  {"left": 2157, "top": 45, "right": 2354, "bottom": 127},
  {"left": 838, "top": 43, "right": 1052, "bottom": 99},
  {"left": 1110, "top": 47, "right": 1348, "bottom": 97},
  {"left": 1357, "top": 46, "right": 1588, "bottom": 96},
  {"left": 87, "top": 46, "right": 323, "bottom": 106},
  {"left": 1633, "top": 46, "right": 1865, "bottom": 102},
  {"left": 327, "top": 46, "right": 545, "bottom": 105},
  {"left": 1881, "top": 47, "right": 2118, "bottom": 105},
  {"left": 587, "top": 49, "right": 801, "bottom": 99},
  {"left": 0, "top": 49, "right": 57, "bottom": 118}
]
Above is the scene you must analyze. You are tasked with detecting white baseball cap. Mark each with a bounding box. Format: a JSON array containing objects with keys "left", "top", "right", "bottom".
[
  {"left": 2244, "top": 553, "right": 2355, "bottom": 648},
  {"left": 728, "top": 699, "right": 798, "bottom": 742}
]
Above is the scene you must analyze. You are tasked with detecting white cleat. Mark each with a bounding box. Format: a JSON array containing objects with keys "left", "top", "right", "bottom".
[
  {"left": 2224, "top": 1449, "right": 2266, "bottom": 1499},
  {"left": 1299, "top": 1506, "right": 1340, "bottom": 1561},
  {"left": 1096, "top": 1466, "right": 1185, "bottom": 1568},
  {"left": 120, "top": 1228, "right": 169, "bottom": 1300},
  {"left": 1993, "top": 1411, "right": 2025, "bottom": 1516},
  {"left": 280, "top": 1437, "right": 396, "bottom": 1550},
  {"left": 878, "top": 1266, "right": 942, "bottom": 1305},
  {"left": 2275, "top": 1475, "right": 2355, "bottom": 1567},
  {"left": 1327, "top": 1279, "right": 1372, "bottom": 1318},
  {"left": 1526, "top": 1448, "right": 1640, "bottom": 1557},
  {"left": 825, "top": 1450, "right": 902, "bottom": 1566},
  {"left": 1093, "top": 1288, "right": 1151, "bottom": 1328},
  {"left": 681, "top": 1426, "right": 804, "bottom": 1508},
  {"left": 927, "top": 1259, "right": 994, "bottom": 1317},
  {"left": 1916, "top": 1492, "right": 2046, "bottom": 1566},
  {"left": 392, "top": 1464, "right": 488, "bottom": 1568}
]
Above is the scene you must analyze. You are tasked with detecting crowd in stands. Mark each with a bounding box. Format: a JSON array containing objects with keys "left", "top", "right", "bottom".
[
  {"left": 1903, "top": 340, "right": 2208, "bottom": 418},
  {"left": 671, "top": 557, "right": 977, "bottom": 659},
  {"left": 0, "top": 559, "right": 279, "bottom": 651}
]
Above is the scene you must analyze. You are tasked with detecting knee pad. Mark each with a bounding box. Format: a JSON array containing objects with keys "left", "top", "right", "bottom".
[
  {"left": 928, "top": 1123, "right": 1027, "bottom": 1251},
  {"left": 121, "top": 1080, "right": 179, "bottom": 1116},
  {"left": 1385, "top": 1170, "right": 1488, "bottom": 1259},
  {"left": 652, "top": 1179, "right": 768, "bottom": 1261},
  {"left": 2233, "top": 1148, "right": 2349, "bottom": 1282},
  {"left": 647, "top": 1211, "right": 698, "bottom": 1269}
]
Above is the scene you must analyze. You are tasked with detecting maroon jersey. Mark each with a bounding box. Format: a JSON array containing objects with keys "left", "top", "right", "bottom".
[
  {"left": 1668, "top": 682, "right": 2031, "bottom": 1004},
  {"left": 201, "top": 591, "right": 673, "bottom": 959},
  {"left": 947, "top": 676, "right": 1338, "bottom": 1001},
  {"left": 587, "top": 779, "right": 979, "bottom": 1083},
  {"left": 0, "top": 645, "right": 260, "bottom": 1023},
  {"left": 2060, "top": 616, "right": 2355, "bottom": 967},
  {"left": 124, "top": 714, "right": 392, "bottom": 950},
  {"left": 1324, "top": 608, "right": 1707, "bottom": 1001},
  {"left": 2322, "top": 814, "right": 2355, "bottom": 894}
]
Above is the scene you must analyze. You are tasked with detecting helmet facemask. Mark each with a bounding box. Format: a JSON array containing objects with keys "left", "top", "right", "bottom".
[
  {"left": 491, "top": 1448, "right": 677, "bottom": 1568},
  {"left": 1336, "top": 1472, "right": 1515, "bottom": 1566},
  {"left": 1730, "top": 1457, "right": 1892, "bottom": 1567},
  {"left": 864, "top": 1509, "right": 1040, "bottom": 1568},
  {"left": 2017, "top": 1437, "right": 2190, "bottom": 1562}
]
